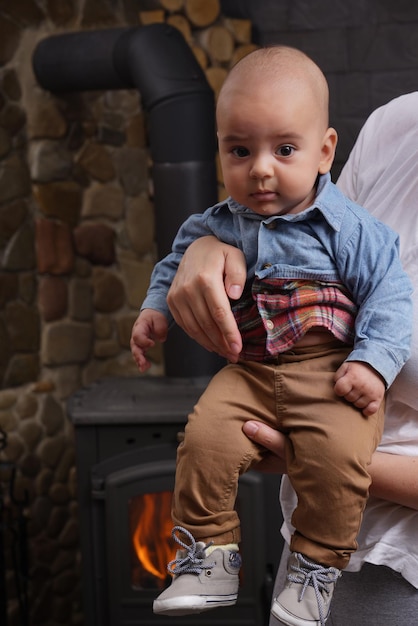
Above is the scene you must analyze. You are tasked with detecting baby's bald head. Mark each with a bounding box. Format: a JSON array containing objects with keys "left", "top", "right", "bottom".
[{"left": 217, "top": 46, "right": 330, "bottom": 132}]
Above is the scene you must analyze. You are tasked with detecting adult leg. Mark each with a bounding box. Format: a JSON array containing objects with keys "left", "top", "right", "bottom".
[{"left": 329, "top": 563, "right": 418, "bottom": 625}]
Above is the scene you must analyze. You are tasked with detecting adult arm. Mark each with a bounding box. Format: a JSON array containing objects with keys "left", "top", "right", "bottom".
[
  {"left": 167, "top": 236, "right": 247, "bottom": 362},
  {"left": 369, "top": 450, "right": 418, "bottom": 510},
  {"left": 243, "top": 421, "right": 418, "bottom": 510},
  {"left": 166, "top": 229, "right": 418, "bottom": 510}
]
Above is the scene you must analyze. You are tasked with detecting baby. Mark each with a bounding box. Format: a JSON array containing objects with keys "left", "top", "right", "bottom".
[{"left": 131, "top": 46, "right": 412, "bottom": 626}]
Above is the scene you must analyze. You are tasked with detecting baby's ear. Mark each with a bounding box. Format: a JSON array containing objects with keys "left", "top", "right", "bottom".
[{"left": 318, "top": 127, "right": 338, "bottom": 174}]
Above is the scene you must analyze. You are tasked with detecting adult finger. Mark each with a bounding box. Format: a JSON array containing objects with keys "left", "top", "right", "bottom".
[{"left": 243, "top": 420, "right": 287, "bottom": 474}]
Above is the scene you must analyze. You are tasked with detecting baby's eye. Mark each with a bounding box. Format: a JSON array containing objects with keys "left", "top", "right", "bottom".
[
  {"left": 277, "top": 145, "right": 294, "bottom": 157},
  {"left": 231, "top": 146, "right": 250, "bottom": 158}
]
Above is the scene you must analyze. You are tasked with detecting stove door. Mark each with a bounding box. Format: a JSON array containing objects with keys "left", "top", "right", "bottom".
[{"left": 95, "top": 444, "right": 283, "bottom": 625}]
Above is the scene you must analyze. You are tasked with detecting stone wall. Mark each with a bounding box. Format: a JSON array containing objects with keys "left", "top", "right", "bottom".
[
  {"left": 0, "top": 3, "right": 157, "bottom": 623},
  {"left": 0, "top": 1, "right": 252, "bottom": 625},
  {"left": 1, "top": 1, "right": 418, "bottom": 625}
]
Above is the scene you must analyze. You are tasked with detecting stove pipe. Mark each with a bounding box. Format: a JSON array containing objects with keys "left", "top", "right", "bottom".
[{"left": 32, "top": 24, "right": 224, "bottom": 378}]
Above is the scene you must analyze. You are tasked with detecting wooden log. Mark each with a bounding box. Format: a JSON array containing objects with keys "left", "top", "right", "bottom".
[
  {"left": 198, "top": 25, "right": 235, "bottom": 63},
  {"left": 134, "top": 0, "right": 163, "bottom": 9},
  {"left": 190, "top": 44, "right": 208, "bottom": 70},
  {"left": 184, "top": 0, "right": 220, "bottom": 27},
  {"left": 166, "top": 14, "right": 192, "bottom": 42},
  {"left": 224, "top": 18, "right": 252, "bottom": 44},
  {"left": 160, "top": 0, "right": 184, "bottom": 11},
  {"left": 138, "top": 10, "right": 165, "bottom": 25},
  {"left": 205, "top": 66, "right": 228, "bottom": 100},
  {"left": 231, "top": 43, "right": 259, "bottom": 67}
]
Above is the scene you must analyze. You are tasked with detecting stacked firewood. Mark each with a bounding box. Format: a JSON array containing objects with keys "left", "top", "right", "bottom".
[
  {"left": 138, "top": 0, "right": 257, "bottom": 197},
  {"left": 139, "top": 0, "right": 257, "bottom": 96}
]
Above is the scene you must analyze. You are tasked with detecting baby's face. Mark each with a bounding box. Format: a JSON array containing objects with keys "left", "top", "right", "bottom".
[{"left": 217, "top": 81, "right": 335, "bottom": 216}]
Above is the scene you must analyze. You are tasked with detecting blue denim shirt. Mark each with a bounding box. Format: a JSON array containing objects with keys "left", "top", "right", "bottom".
[{"left": 142, "top": 173, "right": 412, "bottom": 386}]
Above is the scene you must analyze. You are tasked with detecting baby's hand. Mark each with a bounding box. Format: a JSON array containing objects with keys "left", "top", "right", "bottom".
[
  {"left": 333, "top": 361, "right": 385, "bottom": 416},
  {"left": 130, "top": 309, "right": 168, "bottom": 372}
]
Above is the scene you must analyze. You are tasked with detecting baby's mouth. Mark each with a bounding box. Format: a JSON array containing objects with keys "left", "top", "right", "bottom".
[{"left": 252, "top": 190, "right": 277, "bottom": 202}]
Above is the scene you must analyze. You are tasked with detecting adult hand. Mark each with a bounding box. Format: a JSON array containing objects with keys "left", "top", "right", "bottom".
[
  {"left": 167, "top": 236, "right": 246, "bottom": 362},
  {"left": 243, "top": 421, "right": 288, "bottom": 474},
  {"left": 243, "top": 422, "right": 418, "bottom": 509}
]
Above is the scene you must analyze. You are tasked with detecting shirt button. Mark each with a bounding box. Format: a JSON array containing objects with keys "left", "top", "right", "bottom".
[
  {"left": 263, "top": 263, "right": 272, "bottom": 269},
  {"left": 265, "top": 221, "right": 277, "bottom": 230},
  {"left": 266, "top": 320, "right": 274, "bottom": 330}
]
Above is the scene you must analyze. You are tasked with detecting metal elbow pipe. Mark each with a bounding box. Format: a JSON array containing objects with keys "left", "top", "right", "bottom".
[
  {"left": 32, "top": 24, "right": 216, "bottom": 164},
  {"left": 32, "top": 24, "right": 223, "bottom": 377}
]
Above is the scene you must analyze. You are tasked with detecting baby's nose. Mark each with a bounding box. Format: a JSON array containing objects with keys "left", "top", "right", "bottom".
[{"left": 249, "top": 154, "right": 275, "bottom": 178}]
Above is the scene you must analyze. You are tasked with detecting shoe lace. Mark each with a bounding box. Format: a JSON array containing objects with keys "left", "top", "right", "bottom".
[
  {"left": 287, "top": 553, "right": 341, "bottom": 626},
  {"left": 167, "top": 526, "right": 215, "bottom": 576}
]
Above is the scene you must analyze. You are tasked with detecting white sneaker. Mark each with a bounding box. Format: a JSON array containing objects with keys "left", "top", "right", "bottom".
[
  {"left": 271, "top": 552, "right": 341, "bottom": 626},
  {"left": 153, "top": 526, "right": 241, "bottom": 616}
]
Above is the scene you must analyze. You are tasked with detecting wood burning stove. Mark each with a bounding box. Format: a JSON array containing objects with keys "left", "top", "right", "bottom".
[
  {"left": 37, "top": 24, "right": 284, "bottom": 625},
  {"left": 69, "top": 376, "right": 284, "bottom": 626}
]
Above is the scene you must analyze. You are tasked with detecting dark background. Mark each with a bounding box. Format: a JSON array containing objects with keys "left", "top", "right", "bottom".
[{"left": 220, "top": 0, "right": 418, "bottom": 176}]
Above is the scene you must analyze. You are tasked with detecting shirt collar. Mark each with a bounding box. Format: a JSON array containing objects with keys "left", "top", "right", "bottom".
[{"left": 225, "top": 173, "right": 346, "bottom": 232}]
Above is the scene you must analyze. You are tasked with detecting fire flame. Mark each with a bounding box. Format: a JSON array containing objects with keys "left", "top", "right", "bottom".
[{"left": 131, "top": 491, "right": 176, "bottom": 586}]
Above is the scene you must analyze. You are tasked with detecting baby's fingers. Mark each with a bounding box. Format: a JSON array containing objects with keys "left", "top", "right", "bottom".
[
  {"left": 361, "top": 398, "right": 382, "bottom": 417},
  {"left": 333, "top": 362, "right": 352, "bottom": 397},
  {"left": 130, "top": 338, "right": 153, "bottom": 372}
]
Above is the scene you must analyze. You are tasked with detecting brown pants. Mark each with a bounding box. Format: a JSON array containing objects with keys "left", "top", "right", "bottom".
[{"left": 172, "top": 343, "right": 385, "bottom": 569}]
